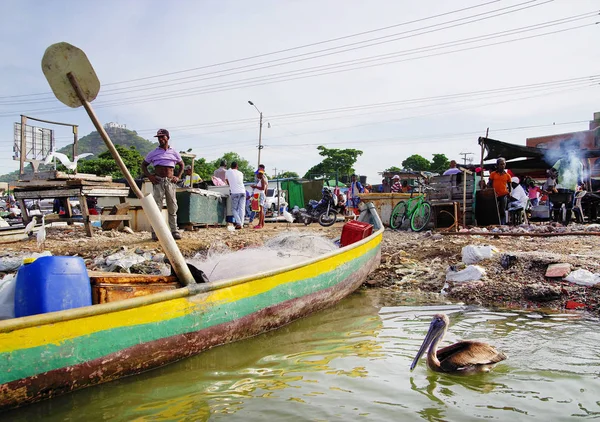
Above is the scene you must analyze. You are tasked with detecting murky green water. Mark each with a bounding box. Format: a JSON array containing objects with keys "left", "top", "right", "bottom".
[{"left": 6, "top": 290, "right": 600, "bottom": 421}]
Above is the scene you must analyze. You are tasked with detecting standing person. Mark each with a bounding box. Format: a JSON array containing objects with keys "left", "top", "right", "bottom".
[
  {"left": 225, "top": 161, "right": 246, "bottom": 229},
  {"left": 213, "top": 160, "right": 227, "bottom": 184},
  {"left": 251, "top": 170, "right": 267, "bottom": 229},
  {"left": 182, "top": 165, "right": 201, "bottom": 188},
  {"left": 390, "top": 175, "right": 402, "bottom": 193},
  {"left": 443, "top": 160, "right": 462, "bottom": 175},
  {"left": 487, "top": 157, "right": 512, "bottom": 225},
  {"left": 528, "top": 181, "right": 541, "bottom": 206},
  {"left": 349, "top": 174, "right": 364, "bottom": 215},
  {"left": 141, "top": 129, "right": 184, "bottom": 240}
]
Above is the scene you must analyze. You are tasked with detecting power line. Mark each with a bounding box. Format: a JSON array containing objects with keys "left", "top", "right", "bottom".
[
  {"left": 2, "top": 14, "right": 596, "bottom": 118},
  {"left": 0, "top": 0, "right": 559, "bottom": 107},
  {"left": 0, "top": 0, "right": 505, "bottom": 100}
]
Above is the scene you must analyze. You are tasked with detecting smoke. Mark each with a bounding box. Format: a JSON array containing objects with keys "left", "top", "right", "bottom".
[{"left": 541, "top": 135, "right": 587, "bottom": 190}]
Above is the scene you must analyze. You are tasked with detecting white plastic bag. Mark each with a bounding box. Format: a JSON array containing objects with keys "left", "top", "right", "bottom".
[
  {"left": 564, "top": 269, "right": 600, "bottom": 287},
  {"left": 0, "top": 274, "right": 16, "bottom": 320},
  {"left": 446, "top": 265, "right": 486, "bottom": 282},
  {"left": 461, "top": 245, "right": 495, "bottom": 265}
]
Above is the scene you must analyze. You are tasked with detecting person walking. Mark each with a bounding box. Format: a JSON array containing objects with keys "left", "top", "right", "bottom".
[
  {"left": 225, "top": 161, "right": 246, "bottom": 229},
  {"left": 141, "top": 129, "right": 184, "bottom": 240}
]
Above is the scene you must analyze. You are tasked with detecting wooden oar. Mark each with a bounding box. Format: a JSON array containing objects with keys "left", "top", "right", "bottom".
[{"left": 41, "top": 42, "right": 195, "bottom": 286}]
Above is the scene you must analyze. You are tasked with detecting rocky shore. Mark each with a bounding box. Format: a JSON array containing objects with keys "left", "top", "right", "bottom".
[{"left": 2, "top": 221, "right": 599, "bottom": 314}]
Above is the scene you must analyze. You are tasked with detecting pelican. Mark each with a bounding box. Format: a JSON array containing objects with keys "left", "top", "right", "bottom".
[
  {"left": 410, "top": 314, "right": 507, "bottom": 374},
  {"left": 44, "top": 151, "right": 93, "bottom": 171}
]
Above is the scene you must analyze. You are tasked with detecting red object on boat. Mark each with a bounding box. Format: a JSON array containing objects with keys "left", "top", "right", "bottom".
[
  {"left": 340, "top": 220, "right": 373, "bottom": 247},
  {"left": 565, "top": 300, "right": 585, "bottom": 310}
]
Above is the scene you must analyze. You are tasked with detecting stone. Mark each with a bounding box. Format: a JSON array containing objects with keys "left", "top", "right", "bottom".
[
  {"left": 523, "top": 283, "right": 561, "bottom": 302},
  {"left": 545, "top": 263, "right": 571, "bottom": 278}
]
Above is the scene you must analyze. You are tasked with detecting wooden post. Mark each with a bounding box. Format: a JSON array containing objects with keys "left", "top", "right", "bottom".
[{"left": 20, "top": 115, "right": 27, "bottom": 175}]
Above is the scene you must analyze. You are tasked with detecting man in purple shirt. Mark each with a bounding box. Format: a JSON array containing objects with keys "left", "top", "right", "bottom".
[{"left": 142, "top": 129, "right": 184, "bottom": 240}]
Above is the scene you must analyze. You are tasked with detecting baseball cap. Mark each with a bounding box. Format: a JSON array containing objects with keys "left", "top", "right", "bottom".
[
  {"left": 392, "top": 175, "right": 400, "bottom": 180},
  {"left": 154, "top": 129, "right": 170, "bottom": 138}
]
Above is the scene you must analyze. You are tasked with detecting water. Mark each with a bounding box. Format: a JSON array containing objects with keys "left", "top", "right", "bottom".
[{"left": 6, "top": 290, "right": 600, "bottom": 421}]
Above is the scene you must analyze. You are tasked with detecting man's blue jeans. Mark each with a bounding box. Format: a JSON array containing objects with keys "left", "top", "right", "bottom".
[{"left": 230, "top": 193, "right": 246, "bottom": 226}]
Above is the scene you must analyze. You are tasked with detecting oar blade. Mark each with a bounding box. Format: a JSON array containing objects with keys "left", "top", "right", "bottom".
[{"left": 41, "top": 42, "right": 100, "bottom": 108}]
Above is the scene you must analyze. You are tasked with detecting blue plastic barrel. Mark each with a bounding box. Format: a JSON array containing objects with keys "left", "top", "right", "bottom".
[{"left": 14, "top": 256, "right": 92, "bottom": 317}]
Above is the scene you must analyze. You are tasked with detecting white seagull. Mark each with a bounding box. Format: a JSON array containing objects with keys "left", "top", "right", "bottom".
[{"left": 44, "top": 151, "right": 93, "bottom": 171}]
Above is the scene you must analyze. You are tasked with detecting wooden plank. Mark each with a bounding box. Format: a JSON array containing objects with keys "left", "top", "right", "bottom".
[
  {"left": 78, "top": 194, "right": 93, "bottom": 237},
  {"left": 66, "top": 180, "right": 126, "bottom": 187},
  {"left": 14, "top": 188, "right": 81, "bottom": 199},
  {"left": 81, "top": 187, "right": 130, "bottom": 197},
  {"left": 102, "top": 202, "right": 131, "bottom": 231},
  {"left": 88, "top": 215, "right": 132, "bottom": 221},
  {"left": 13, "top": 180, "right": 70, "bottom": 188},
  {"left": 18, "top": 171, "right": 112, "bottom": 182},
  {"left": 88, "top": 271, "right": 178, "bottom": 284}
]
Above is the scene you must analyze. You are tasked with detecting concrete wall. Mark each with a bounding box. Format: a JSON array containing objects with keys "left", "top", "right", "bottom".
[{"left": 357, "top": 193, "right": 412, "bottom": 226}]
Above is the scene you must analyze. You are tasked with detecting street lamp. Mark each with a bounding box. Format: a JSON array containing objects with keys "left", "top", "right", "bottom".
[{"left": 248, "top": 100, "right": 263, "bottom": 169}]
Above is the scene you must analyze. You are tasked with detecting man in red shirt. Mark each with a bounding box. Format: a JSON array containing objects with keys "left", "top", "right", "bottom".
[{"left": 487, "top": 157, "right": 512, "bottom": 225}]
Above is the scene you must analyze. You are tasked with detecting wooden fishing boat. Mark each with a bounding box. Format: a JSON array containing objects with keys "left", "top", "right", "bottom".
[{"left": 0, "top": 205, "right": 383, "bottom": 410}]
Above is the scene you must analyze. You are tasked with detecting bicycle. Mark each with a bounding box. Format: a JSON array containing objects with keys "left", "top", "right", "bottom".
[{"left": 389, "top": 187, "right": 432, "bottom": 231}]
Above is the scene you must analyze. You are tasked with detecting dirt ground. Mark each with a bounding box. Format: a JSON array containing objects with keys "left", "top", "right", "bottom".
[{"left": 4, "top": 221, "right": 600, "bottom": 315}]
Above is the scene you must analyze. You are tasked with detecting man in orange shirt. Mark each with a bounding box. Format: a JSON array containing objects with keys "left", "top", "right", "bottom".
[{"left": 487, "top": 157, "right": 512, "bottom": 225}]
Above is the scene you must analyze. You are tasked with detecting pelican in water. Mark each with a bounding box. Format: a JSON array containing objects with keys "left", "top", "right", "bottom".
[{"left": 410, "top": 314, "right": 507, "bottom": 374}]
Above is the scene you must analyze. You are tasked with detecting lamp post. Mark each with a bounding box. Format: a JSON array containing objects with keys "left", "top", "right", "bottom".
[{"left": 248, "top": 100, "right": 263, "bottom": 169}]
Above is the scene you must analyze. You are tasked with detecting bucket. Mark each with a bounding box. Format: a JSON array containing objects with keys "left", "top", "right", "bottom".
[{"left": 14, "top": 256, "right": 92, "bottom": 317}]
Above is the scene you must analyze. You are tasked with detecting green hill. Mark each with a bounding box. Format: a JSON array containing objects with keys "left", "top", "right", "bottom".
[
  {"left": 0, "top": 126, "right": 156, "bottom": 183},
  {"left": 62, "top": 127, "right": 156, "bottom": 157}
]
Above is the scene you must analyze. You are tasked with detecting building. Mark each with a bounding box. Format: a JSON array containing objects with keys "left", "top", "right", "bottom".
[
  {"left": 526, "top": 112, "right": 600, "bottom": 175},
  {"left": 103, "top": 122, "right": 127, "bottom": 130}
]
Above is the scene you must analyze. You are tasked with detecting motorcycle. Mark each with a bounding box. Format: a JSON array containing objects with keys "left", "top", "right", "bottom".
[{"left": 298, "top": 187, "right": 340, "bottom": 227}]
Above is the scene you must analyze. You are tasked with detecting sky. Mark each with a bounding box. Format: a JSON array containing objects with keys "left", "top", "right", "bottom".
[{"left": 0, "top": 0, "right": 598, "bottom": 184}]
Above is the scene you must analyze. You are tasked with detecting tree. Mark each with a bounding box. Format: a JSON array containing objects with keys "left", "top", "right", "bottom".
[
  {"left": 384, "top": 166, "right": 403, "bottom": 173},
  {"left": 190, "top": 157, "right": 214, "bottom": 181},
  {"left": 303, "top": 145, "right": 363, "bottom": 179},
  {"left": 278, "top": 171, "right": 299, "bottom": 179},
  {"left": 77, "top": 145, "right": 144, "bottom": 179},
  {"left": 402, "top": 155, "right": 430, "bottom": 172},
  {"left": 212, "top": 152, "right": 255, "bottom": 180},
  {"left": 430, "top": 154, "right": 450, "bottom": 173}
]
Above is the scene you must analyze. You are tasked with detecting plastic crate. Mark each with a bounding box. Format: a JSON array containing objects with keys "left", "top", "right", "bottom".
[{"left": 340, "top": 220, "right": 373, "bottom": 247}]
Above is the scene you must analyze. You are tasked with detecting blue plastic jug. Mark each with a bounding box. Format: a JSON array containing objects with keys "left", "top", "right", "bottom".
[{"left": 14, "top": 256, "right": 92, "bottom": 317}]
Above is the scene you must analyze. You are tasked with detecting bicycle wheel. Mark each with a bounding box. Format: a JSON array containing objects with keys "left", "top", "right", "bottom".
[
  {"left": 390, "top": 201, "right": 407, "bottom": 229},
  {"left": 410, "top": 201, "right": 432, "bottom": 232}
]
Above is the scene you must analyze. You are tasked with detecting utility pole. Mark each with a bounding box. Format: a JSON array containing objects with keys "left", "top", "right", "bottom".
[
  {"left": 248, "top": 101, "right": 264, "bottom": 169},
  {"left": 257, "top": 111, "right": 263, "bottom": 168},
  {"left": 459, "top": 152, "right": 474, "bottom": 166}
]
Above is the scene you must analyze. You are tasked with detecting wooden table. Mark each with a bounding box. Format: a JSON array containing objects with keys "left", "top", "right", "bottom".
[{"left": 14, "top": 179, "right": 131, "bottom": 237}]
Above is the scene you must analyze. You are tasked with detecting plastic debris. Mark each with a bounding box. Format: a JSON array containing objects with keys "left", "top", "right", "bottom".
[
  {"left": 0, "top": 251, "right": 52, "bottom": 273},
  {"left": 446, "top": 265, "right": 485, "bottom": 282},
  {"left": 0, "top": 274, "right": 16, "bottom": 320},
  {"left": 564, "top": 269, "right": 600, "bottom": 287},
  {"left": 461, "top": 245, "right": 496, "bottom": 265}
]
